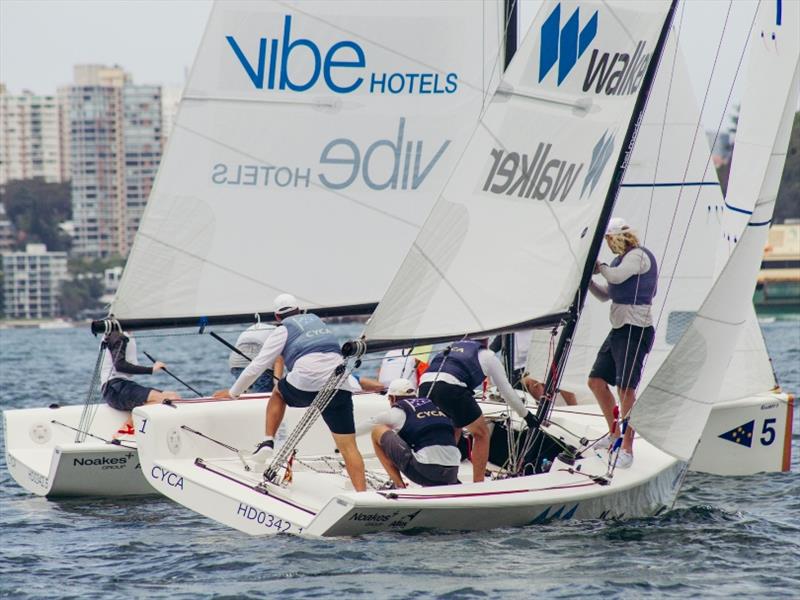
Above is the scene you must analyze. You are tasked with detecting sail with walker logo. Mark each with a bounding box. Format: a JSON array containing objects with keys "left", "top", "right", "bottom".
[
  {"left": 105, "top": 0, "right": 506, "bottom": 328},
  {"left": 361, "top": 0, "right": 675, "bottom": 347}
]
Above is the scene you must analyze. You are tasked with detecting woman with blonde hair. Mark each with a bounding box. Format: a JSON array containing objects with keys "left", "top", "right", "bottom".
[{"left": 587, "top": 217, "right": 658, "bottom": 468}]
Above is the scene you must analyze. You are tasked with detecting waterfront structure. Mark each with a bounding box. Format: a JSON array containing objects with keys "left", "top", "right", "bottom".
[
  {"left": 0, "top": 85, "right": 68, "bottom": 185},
  {"left": 64, "top": 65, "right": 162, "bottom": 257},
  {"left": 755, "top": 223, "right": 800, "bottom": 313},
  {"left": 1, "top": 243, "right": 68, "bottom": 319}
]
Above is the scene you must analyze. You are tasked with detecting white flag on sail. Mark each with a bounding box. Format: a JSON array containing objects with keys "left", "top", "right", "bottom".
[
  {"left": 111, "top": 0, "right": 504, "bottom": 321},
  {"left": 364, "top": 0, "right": 673, "bottom": 344}
]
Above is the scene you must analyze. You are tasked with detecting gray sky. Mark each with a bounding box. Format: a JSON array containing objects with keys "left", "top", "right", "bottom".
[{"left": 1, "top": 0, "right": 762, "bottom": 128}]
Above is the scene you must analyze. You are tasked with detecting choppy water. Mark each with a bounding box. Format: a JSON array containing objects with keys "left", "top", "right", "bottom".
[{"left": 1, "top": 321, "right": 799, "bottom": 599}]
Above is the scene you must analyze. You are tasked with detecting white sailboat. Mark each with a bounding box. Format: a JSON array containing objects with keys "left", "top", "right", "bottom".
[
  {"left": 526, "top": 0, "right": 797, "bottom": 476},
  {"left": 3, "top": 0, "right": 506, "bottom": 497},
  {"left": 132, "top": 0, "right": 699, "bottom": 536}
]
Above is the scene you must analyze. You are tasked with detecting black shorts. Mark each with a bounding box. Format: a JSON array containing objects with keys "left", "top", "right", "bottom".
[
  {"left": 379, "top": 431, "right": 459, "bottom": 487},
  {"left": 589, "top": 325, "right": 655, "bottom": 389},
  {"left": 419, "top": 381, "right": 482, "bottom": 428},
  {"left": 277, "top": 378, "right": 355, "bottom": 435},
  {"left": 103, "top": 378, "right": 157, "bottom": 411}
]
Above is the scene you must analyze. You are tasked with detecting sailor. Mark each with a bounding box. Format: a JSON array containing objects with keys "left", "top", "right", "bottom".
[
  {"left": 353, "top": 347, "right": 424, "bottom": 393},
  {"left": 521, "top": 376, "right": 578, "bottom": 406},
  {"left": 419, "top": 338, "right": 539, "bottom": 483},
  {"left": 100, "top": 330, "right": 180, "bottom": 435},
  {"left": 360, "top": 378, "right": 460, "bottom": 488},
  {"left": 213, "top": 293, "right": 366, "bottom": 491},
  {"left": 588, "top": 217, "right": 658, "bottom": 468},
  {"left": 489, "top": 330, "right": 533, "bottom": 387},
  {"left": 228, "top": 322, "right": 279, "bottom": 393}
]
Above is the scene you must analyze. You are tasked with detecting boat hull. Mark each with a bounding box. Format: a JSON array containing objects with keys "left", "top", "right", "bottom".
[{"left": 132, "top": 395, "right": 684, "bottom": 538}]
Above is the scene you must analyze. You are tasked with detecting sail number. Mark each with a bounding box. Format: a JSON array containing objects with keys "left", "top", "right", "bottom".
[{"left": 760, "top": 418, "right": 777, "bottom": 446}]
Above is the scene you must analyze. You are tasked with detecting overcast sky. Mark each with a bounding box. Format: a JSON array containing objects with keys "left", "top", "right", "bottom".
[{"left": 1, "top": 0, "right": 764, "bottom": 129}]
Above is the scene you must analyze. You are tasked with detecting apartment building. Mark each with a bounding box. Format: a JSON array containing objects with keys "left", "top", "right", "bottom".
[
  {"left": 0, "top": 85, "right": 68, "bottom": 185},
  {"left": 2, "top": 243, "right": 68, "bottom": 319},
  {"left": 64, "top": 65, "right": 163, "bottom": 257}
]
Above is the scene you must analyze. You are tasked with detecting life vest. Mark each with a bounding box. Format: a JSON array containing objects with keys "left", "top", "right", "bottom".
[
  {"left": 426, "top": 340, "right": 485, "bottom": 389},
  {"left": 608, "top": 246, "right": 658, "bottom": 306},
  {"left": 396, "top": 397, "right": 456, "bottom": 451},
  {"left": 281, "top": 314, "right": 341, "bottom": 371}
]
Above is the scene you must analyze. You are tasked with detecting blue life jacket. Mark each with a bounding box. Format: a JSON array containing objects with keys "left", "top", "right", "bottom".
[
  {"left": 426, "top": 341, "right": 485, "bottom": 389},
  {"left": 281, "top": 314, "right": 341, "bottom": 371},
  {"left": 396, "top": 397, "right": 455, "bottom": 451},
  {"left": 608, "top": 246, "right": 658, "bottom": 306}
]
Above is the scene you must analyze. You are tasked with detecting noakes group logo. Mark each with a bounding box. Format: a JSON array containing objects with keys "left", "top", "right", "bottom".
[
  {"left": 538, "top": 3, "right": 598, "bottom": 85},
  {"left": 227, "top": 15, "right": 458, "bottom": 95}
]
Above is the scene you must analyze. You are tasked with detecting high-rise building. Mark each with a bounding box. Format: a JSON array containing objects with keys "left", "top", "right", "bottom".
[
  {"left": 1, "top": 243, "right": 68, "bottom": 319},
  {"left": 0, "top": 84, "right": 68, "bottom": 185},
  {"left": 0, "top": 202, "right": 15, "bottom": 251},
  {"left": 161, "top": 85, "right": 182, "bottom": 143},
  {"left": 64, "top": 65, "right": 162, "bottom": 257}
]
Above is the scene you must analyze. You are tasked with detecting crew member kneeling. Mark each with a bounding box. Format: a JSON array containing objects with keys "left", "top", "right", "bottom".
[{"left": 365, "top": 378, "right": 461, "bottom": 488}]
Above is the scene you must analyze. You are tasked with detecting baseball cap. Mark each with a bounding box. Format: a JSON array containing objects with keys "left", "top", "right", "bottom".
[
  {"left": 606, "top": 217, "right": 630, "bottom": 236},
  {"left": 387, "top": 378, "right": 416, "bottom": 397},
  {"left": 273, "top": 293, "right": 299, "bottom": 315}
]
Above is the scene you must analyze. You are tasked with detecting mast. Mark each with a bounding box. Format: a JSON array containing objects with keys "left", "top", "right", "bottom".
[
  {"left": 536, "top": 0, "right": 680, "bottom": 422},
  {"left": 500, "top": 0, "right": 519, "bottom": 380}
]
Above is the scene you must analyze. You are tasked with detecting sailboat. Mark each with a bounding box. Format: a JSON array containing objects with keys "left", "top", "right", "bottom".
[
  {"left": 2, "top": 0, "right": 507, "bottom": 497},
  {"left": 123, "top": 0, "right": 800, "bottom": 537},
  {"left": 526, "top": 0, "right": 797, "bottom": 476}
]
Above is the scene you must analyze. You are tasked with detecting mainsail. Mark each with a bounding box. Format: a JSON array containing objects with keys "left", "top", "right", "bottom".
[
  {"left": 106, "top": 0, "right": 504, "bottom": 327},
  {"left": 632, "top": 0, "right": 800, "bottom": 460},
  {"left": 361, "top": 0, "right": 675, "bottom": 348}
]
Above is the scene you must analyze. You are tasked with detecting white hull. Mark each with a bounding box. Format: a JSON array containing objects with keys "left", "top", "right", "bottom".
[
  {"left": 3, "top": 404, "right": 153, "bottom": 497},
  {"left": 4, "top": 388, "right": 791, "bottom": 498},
  {"left": 132, "top": 395, "right": 683, "bottom": 537}
]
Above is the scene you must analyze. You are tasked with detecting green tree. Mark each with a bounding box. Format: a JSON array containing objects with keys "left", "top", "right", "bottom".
[
  {"left": 775, "top": 111, "right": 800, "bottom": 224},
  {"left": 59, "top": 277, "right": 104, "bottom": 319},
  {"left": 0, "top": 178, "right": 72, "bottom": 251}
]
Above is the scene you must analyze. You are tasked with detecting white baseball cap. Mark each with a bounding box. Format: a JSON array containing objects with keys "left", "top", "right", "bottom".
[
  {"left": 606, "top": 217, "right": 630, "bottom": 236},
  {"left": 273, "top": 293, "right": 299, "bottom": 315},
  {"left": 387, "top": 378, "right": 416, "bottom": 397}
]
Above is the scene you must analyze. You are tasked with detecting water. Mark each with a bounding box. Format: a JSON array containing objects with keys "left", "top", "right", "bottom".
[{"left": 1, "top": 322, "right": 799, "bottom": 599}]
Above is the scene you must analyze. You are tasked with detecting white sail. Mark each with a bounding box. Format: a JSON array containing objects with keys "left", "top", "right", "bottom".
[
  {"left": 111, "top": 0, "right": 504, "bottom": 320},
  {"left": 527, "top": 30, "right": 728, "bottom": 393},
  {"left": 364, "top": 0, "right": 673, "bottom": 344},
  {"left": 632, "top": 54, "right": 799, "bottom": 461}
]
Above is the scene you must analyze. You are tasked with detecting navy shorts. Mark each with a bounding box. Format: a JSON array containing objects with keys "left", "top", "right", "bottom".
[
  {"left": 103, "top": 378, "right": 157, "bottom": 411},
  {"left": 230, "top": 367, "right": 274, "bottom": 393},
  {"left": 589, "top": 325, "right": 655, "bottom": 389},
  {"left": 380, "top": 431, "right": 459, "bottom": 487},
  {"left": 419, "top": 381, "right": 482, "bottom": 428},
  {"left": 277, "top": 378, "right": 355, "bottom": 435}
]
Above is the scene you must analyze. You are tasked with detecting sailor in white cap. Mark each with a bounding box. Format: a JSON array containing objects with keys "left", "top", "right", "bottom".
[
  {"left": 214, "top": 292, "right": 366, "bottom": 491},
  {"left": 587, "top": 217, "right": 659, "bottom": 468},
  {"left": 358, "top": 378, "right": 461, "bottom": 488}
]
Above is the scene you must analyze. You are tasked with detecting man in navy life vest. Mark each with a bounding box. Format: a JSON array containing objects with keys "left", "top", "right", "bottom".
[
  {"left": 588, "top": 218, "right": 658, "bottom": 469},
  {"left": 419, "top": 339, "right": 539, "bottom": 483},
  {"left": 360, "top": 378, "right": 461, "bottom": 488},
  {"left": 213, "top": 293, "right": 366, "bottom": 491}
]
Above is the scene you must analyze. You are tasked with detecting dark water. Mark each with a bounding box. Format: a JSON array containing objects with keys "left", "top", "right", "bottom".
[{"left": 1, "top": 321, "right": 799, "bottom": 599}]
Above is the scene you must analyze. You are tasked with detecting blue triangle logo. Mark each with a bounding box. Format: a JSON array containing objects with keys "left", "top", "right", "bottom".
[{"left": 718, "top": 420, "right": 754, "bottom": 448}]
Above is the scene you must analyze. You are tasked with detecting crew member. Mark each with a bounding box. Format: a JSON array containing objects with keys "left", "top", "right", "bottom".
[
  {"left": 588, "top": 217, "right": 658, "bottom": 469},
  {"left": 419, "top": 339, "right": 538, "bottom": 483},
  {"left": 361, "top": 378, "right": 460, "bottom": 488},
  {"left": 213, "top": 293, "right": 366, "bottom": 491},
  {"left": 228, "top": 322, "right": 278, "bottom": 393},
  {"left": 101, "top": 330, "right": 180, "bottom": 435}
]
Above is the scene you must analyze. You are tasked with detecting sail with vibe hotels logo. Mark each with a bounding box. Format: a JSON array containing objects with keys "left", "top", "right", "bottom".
[{"left": 110, "top": 0, "right": 506, "bottom": 323}]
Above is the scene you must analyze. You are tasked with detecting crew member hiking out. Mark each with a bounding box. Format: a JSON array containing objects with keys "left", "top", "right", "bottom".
[
  {"left": 101, "top": 330, "right": 180, "bottom": 435},
  {"left": 359, "top": 378, "right": 461, "bottom": 488},
  {"left": 588, "top": 217, "right": 658, "bottom": 469},
  {"left": 213, "top": 293, "right": 366, "bottom": 491},
  {"left": 419, "top": 339, "right": 538, "bottom": 483}
]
